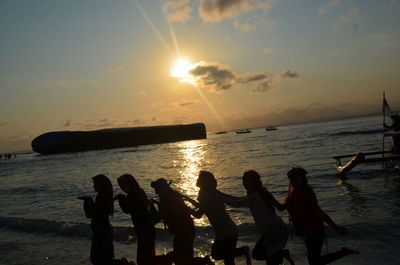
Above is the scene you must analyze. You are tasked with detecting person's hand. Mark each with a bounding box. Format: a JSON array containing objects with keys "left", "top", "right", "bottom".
[
  {"left": 150, "top": 198, "right": 159, "bottom": 205},
  {"left": 114, "top": 194, "right": 125, "bottom": 200},
  {"left": 77, "top": 196, "right": 91, "bottom": 200}
]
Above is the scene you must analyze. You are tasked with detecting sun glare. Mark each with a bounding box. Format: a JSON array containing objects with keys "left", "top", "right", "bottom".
[{"left": 170, "top": 58, "right": 195, "bottom": 83}]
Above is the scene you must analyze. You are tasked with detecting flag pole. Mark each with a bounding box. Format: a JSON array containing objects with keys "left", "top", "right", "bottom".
[
  {"left": 382, "top": 91, "right": 385, "bottom": 163},
  {"left": 383, "top": 91, "right": 386, "bottom": 126}
]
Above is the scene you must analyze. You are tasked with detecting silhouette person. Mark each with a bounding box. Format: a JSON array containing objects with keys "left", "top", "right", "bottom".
[
  {"left": 213, "top": 170, "right": 293, "bottom": 265},
  {"left": 150, "top": 178, "right": 213, "bottom": 265},
  {"left": 79, "top": 174, "right": 115, "bottom": 265},
  {"left": 281, "top": 168, "right": 358, "bottom": 265},
  {"left": 384, "top": 113, "right": 400, "bottom": 153},
  {"left": 116, "top": 174, "right": 157, "bottom": 265},
  {"left": 191, "top": 171, "right": 251, "bottom": 265}
]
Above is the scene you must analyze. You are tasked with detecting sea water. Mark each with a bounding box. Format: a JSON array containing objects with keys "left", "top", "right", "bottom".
[{"left": 1, "top": 115, "right": 399, "bottom": 265}]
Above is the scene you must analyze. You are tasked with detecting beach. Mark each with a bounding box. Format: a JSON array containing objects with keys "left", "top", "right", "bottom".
[{"left": 1, "top": 115, "right": 400, "bottom": 265}]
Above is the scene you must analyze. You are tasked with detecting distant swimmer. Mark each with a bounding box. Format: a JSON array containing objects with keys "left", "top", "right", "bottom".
[
  {"left": 281, "top": 168, "right": 359, "bottom": 265},
  {"left": 79, "top": 174, "right": 114, "bottom": 265}
]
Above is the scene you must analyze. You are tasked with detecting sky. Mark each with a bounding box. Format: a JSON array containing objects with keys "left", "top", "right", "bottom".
[{"left": 0, "top": 0, "right": 400, "bottom": 152}]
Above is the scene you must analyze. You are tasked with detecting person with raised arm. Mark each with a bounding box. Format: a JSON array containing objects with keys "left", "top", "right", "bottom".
[
  {"left": 190, "top": 171, "right": 252, "bottom": 265},
  {"left": 150, "top": 178, "right": 213, "bottom": 265},
  {"left": 281, "top": 168, "right": 359, "bottom": 265},
  {"left": 79, "top": 174, "right": 114, "bottom": 265},
  {"left": 213, "top": 170, "right": 293, "bottom": 265}
]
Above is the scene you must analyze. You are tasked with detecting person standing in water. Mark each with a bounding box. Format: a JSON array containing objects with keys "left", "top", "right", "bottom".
[
  {"left": 150, "top": 178, "right": 213, "bottom": 265},
  {"left": 213, "top": 170, "right": 293, "bottom": 265},
  {"left": 281, "top": 168, "right": 358, "bottom": 265},
  {"left": 191, "top": 171, "right": 251, "bottom": 265},
  {"left": 115, "top": 174, "right": 157, "bottom": 265},
  {"left": 79, "top": 174, "right": 114, "bottom": 265}
]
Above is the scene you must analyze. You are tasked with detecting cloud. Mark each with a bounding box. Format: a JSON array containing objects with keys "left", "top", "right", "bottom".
[
  {"left": 164, "top": 0, "right": 193, "bottom": 22},
  {"left": 64, "top": 120, "right": 70, "bottom": 127},
  {"left": 189, "top": 61, "right": 272, "bottom": 91},
  {"left": 232, "top": 20, "right": 255, "bottom": 32},
  {"left": 199, "top": 0, "right": 277, "bottom": 22},
  {"left": 339, "top": 8, "right": 360, "bottom": 23},
  {"left": 237, "top": 72, "right": 269, "bottom": 83},
  {"left": 83, "top": 118, "right": 116, "bottom": 130},
  {"left": 252, "top": 80, "right": 273, "bottom": 92},
  {"left": 233, "top": 16, "right": 277, "bottom": 32},
  {"left": 262, "top": 47, "right": 272, "bottom": 54},
  {"left": 319, "top": 0, "right": 341, "bottom": 14},
  {"left": 189, "top": 62, "right": 237, "bottom": 90},
  {"left": 170, "top": 99, "right": 201, "bottom": 107},
  {"left": 279, "top": 70, "right": 299, "bottom": 79}
]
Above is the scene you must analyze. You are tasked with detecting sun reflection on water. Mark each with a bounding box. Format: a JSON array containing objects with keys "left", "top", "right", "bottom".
[{"left": 174, "top": 140, "right": 209, "bottom": 226}]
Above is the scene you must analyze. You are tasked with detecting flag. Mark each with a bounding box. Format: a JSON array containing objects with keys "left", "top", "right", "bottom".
[{"left": 383, "top": 93, "right": 392, "bottom": 117}]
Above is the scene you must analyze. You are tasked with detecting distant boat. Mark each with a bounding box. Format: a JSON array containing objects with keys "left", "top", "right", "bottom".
[
  {"left": 215, "top": 131, "right": 227, "bottom": 135},
  {"left": 266, "top": 126, "right": 277, "bottom": 131},
  {"left": 236, "top": 129, "right": 251, "bottom": 134}
]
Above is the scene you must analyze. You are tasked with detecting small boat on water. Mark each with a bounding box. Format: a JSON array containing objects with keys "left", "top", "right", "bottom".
[
  {"left": 266, "top": 126, "right": 277, "bottom": 131},
  {"left": 236, "top": 129, "right": 251, "bottom": 134},
  {"left": 333, "top": 132, "right": 400, "bottom": 176}
]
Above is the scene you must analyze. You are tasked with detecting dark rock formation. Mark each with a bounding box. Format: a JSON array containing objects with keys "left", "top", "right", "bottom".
[{"left": 32, "top": 123, "right": 207, "bottom": 154}]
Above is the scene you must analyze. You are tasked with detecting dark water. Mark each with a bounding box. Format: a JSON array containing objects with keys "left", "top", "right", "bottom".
[{"left": 1, "top": 115, "right": 399, "bottom": 265}]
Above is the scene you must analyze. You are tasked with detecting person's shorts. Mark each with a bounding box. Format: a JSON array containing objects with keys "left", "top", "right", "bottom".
[{"left": 211, "top": 235, "right": 238, "bottom": 260}]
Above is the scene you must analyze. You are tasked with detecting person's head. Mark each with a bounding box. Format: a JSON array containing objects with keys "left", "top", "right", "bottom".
[
  {"left": 117, "top": 174, "right": 140, "bottom": 194},
  {"left": 196, "top": 171, "right": 217, "bottom": 190},
  {"left": 287, "top": 167, "right": 308, "bottom": 188},
  {"left": 92, "top": 174, "right": 113, "bottom": 194},
  {"left": 151, "top": 178, "right": 171, "bottom": 197},
  {"left": 242, "top": 170, "right": 263, "bottom": 192},
  {"left": 92, "top": 174, "right": 114, "bottom": 216}
]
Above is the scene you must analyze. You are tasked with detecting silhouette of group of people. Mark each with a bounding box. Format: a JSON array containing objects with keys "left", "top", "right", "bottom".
[{"left": 80, "top": 168, "right": 359, "bottom": 265}]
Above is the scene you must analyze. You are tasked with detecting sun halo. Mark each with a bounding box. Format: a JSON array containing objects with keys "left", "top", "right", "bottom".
[{"left": 170, "top": 58, "right": 196, "bottom": 83}]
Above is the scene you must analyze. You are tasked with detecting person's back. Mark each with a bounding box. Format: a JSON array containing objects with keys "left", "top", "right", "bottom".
[
  {"left": 198, "top": 189, "right": 237, "bottom": 239},
  {"left": 159, "top": 188, "right": 195, "bottom": 235}
]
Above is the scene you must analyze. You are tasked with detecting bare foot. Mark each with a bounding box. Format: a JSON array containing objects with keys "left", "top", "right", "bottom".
[
  {"left": 283, "top": 249, "right": 295, "bottom": 265},
  {"left": 243, "top": 246, "right": 252, "bottom": 265}
]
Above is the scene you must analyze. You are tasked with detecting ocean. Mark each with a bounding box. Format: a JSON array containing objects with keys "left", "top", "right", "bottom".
[{"left": 1, "top": 115, "right": 399, "bottom": 265}]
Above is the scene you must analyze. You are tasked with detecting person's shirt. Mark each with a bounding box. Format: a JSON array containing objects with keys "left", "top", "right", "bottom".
[
  {"left": 84, "top": 193, "right": 112, "bottom": 235},
  {"left": 198, "top": 190, "right": 238, "bottom": 239},
  {"left": 285, "top": 185, "right": 325, "bottom": 236},
  {"left": 158, "top": 189, "right": 194, "bottom": 236},
  {"left": 218, "top": 191, "right": 284, "bottom": 235},
  {"left": 118, "top": 189, "right": 154, "bottom": 236}
]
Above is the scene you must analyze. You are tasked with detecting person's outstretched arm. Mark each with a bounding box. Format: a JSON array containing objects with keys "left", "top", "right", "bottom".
[
  {"left": 181, "top": 194, "right": 204, "bottom": 218},
  {"left": 319, "top": 208, "right": 347, "bottom": 235},
  {"left": 212, "top": 189, "right": 253, "bottom": 208}
]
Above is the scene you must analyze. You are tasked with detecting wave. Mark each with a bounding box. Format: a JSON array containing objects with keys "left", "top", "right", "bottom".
[
  {"left": 331, "top": 128, "right": 388, "bottom": 136},
  {"left": 0, "top": 216, "right": 257, "bottom": 242}
]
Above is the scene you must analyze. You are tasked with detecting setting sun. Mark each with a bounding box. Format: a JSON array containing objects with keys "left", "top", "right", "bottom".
[{"left": 170, "top": 58, "right": 196, "bottom": 83}]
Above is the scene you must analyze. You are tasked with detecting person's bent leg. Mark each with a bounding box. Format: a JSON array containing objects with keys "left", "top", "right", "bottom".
[
  {"left": 319, "top": 247, "right": 359, "bottom": 265},
  {"left": 304, "top": 234, "right": 324, "bottom": 265}
]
